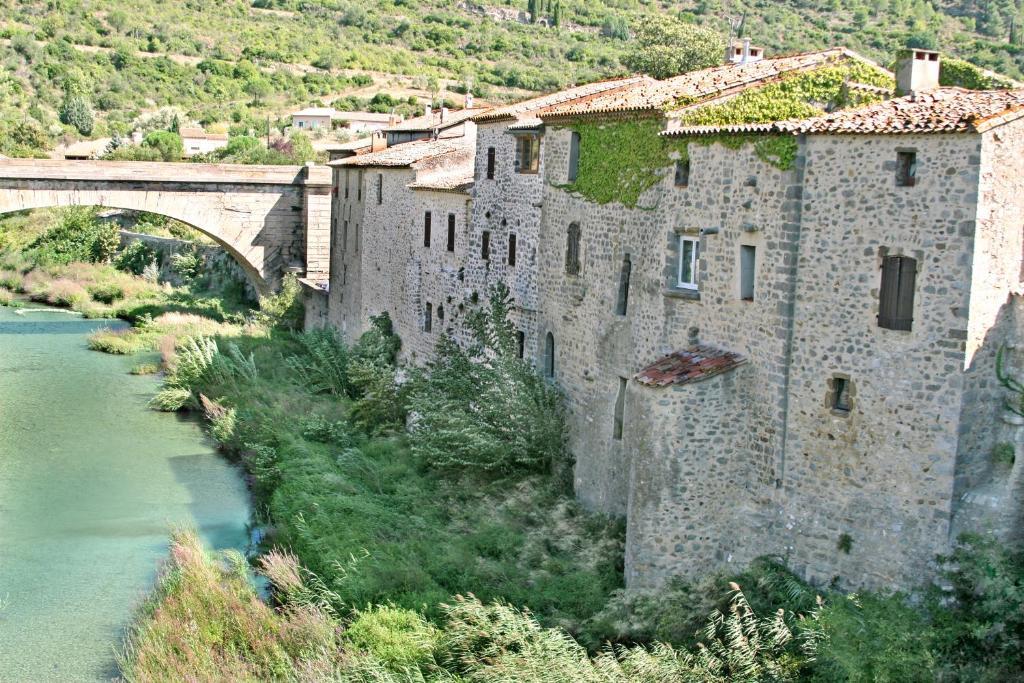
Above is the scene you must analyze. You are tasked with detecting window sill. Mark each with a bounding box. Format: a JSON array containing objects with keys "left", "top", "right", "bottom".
[{"left": 663, "top": 288, "right": 700, "bottom": 301}]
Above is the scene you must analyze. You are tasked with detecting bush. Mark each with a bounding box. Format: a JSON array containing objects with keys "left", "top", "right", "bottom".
[
  {"left": 344, "top": 606, "right": 440, "bottom": 672},
  {"left": 254, "top": 273, "right": 304, "bottom": 330},
  {"left": 286, "top": 328, "right": 351, "bottom": 396},
  {"left": 88, "top": 281, "right": 125, "bottom": 304},
  {"left": 142, "top": 130, "right": 184, "bottom": 161},
  {"left": 31, "top": 208, "right": 120, "bottom": 266},
  {"left": 170, "top": 249, "right": 202, "bottom": 281},
  {"left": 115, "top": 241, "right": 159, "bottom": 276},
  {"left": 623, "top": 15, "right": 724, "bottom": 79},
  {"left": 409, "top": 284, "right": 565, "bottom": 474}
]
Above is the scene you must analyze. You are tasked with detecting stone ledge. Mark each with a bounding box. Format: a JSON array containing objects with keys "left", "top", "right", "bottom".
[{"left": 662, "top": 287, "right": 701, "bottom": 301}]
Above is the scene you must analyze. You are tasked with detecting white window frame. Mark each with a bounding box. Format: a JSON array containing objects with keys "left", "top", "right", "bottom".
[{"left": 676, "top": 235, "right": 699, "bottom": 290}]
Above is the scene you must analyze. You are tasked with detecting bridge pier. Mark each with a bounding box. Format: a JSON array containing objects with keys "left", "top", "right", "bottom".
[{"left": 301, "top": 163, "right": 333, "bottom": 280}]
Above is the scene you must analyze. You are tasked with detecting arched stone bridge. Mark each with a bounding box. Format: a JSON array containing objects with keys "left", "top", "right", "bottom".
[{"left": 0, "top": 159, "right": 333, "bottom": 291}]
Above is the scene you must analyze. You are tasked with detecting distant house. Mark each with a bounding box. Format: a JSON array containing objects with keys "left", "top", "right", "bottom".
[
  {"left": 384, "top": 105, "right": 487, "bottom": 147},
  {"left": 180, "top": 127, "right": 230, "bottom": 156},
  {"left": 60, "top": 138, "right": 113, "bottom": 160},
  {"left": 291, "top": 108, "right": 401, "bottom": 134}
]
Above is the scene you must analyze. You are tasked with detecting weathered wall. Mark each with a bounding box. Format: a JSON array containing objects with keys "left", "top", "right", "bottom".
[
  {"left": 783, "top": 132, "right": 981, "bottom": 588},
  {"left": 329, "top": 165, "right": 367, "bottom": 340},
  {"left": 951, "top": 117, "right": 1024, "bottom": 542},
  {"left": 626, "top": 365, "right": 760, "bottom": 588},
  {"left": 537, "top": 127, "right": 801, "bottom": 533},
  {"left": 464, "top": 122, "right": 546, "bottom": 359}
]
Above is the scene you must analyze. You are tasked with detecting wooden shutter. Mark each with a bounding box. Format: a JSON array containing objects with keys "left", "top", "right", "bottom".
[{"left": 878, "top": 256, "right": 916, "bottom": 330}]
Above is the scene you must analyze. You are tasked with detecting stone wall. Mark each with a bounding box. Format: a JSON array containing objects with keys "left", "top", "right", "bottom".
[
  {"left": 329, "top": 165, "right": 367, "bottom": 340},
  {"left": 783, "top": 133, "right": 982, "bottom": 588},
  {"left": 464, "top": 122, "right": 546, "bottom": 359},
  {"left": 537, "top": 127, "right": 801, "bottom": 532}
]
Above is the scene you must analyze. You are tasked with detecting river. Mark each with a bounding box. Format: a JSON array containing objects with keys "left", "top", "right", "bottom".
[{"left": 0, "top": 306, "right": 251, "bottom": 681}]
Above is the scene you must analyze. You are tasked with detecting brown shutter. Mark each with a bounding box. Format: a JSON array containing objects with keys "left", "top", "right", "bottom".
[
  {"left": 878, "top": 256, "right": 901, "bottom": 329},
  {"left": 894, "top": 257, "right": 917, "bottom": 331}
]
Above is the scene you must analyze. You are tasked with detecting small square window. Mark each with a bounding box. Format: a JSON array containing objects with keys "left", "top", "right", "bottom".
[
  {"left": 514, "top": 135, "right": 540, "bottom": 174},
  {"left": 896, "top": 151, "right": 916, "bottom": 187}
]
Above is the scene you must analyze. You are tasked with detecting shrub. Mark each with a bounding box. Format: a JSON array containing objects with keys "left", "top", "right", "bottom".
[
  {"left": 623, "top": 15, "right": 724, "bottom": 79},
  {"left": 286, "top": 328, "right": 351, "bottom": 396},
  {"left": 254, "top": 273, "right": 304, "bottom": 330},
  {"left": 344, "top": 606, "right": 440, "bottom": 671},
  {"left": 170, "top": 249, "right": 202, "bottom": 281},
  {"left": 87, "top": 281, "right": 125, "bottom": 304},
  {"left": 409, "top": 284, "right": 565, "bottom": 474},
  {"left": 130, "top": 363, "right": 160, "bottom": 375},
  {"left": 45, "top": 279, "right": 89, "bottom": 307},
  {"left": 0, "top": 288, "right": 12, "bottom": 306},
  {"left": 30, "top": 208, "right": 120, "bottom": 266},
  {"left": 142, "top": 130, "right": 184, "bottom": 161},
  {"left": 115, "top": 241, "right": 158, "bottom": 276}
]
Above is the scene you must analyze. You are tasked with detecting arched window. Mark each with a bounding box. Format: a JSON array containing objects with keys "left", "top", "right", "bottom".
[
  {"left": 544, "top": 332, "right": 555, "bottom": 378},
  {"left": 565, "top": 223, "right": 581, "bottom": 275}
]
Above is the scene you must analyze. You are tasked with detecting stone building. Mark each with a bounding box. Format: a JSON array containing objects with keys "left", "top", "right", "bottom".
[{"left": 305, "top": 47, "right": 1024, "bottom": 591}]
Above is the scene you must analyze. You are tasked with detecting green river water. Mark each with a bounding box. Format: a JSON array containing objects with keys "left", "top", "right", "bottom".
[{"left": 0, "top": 306, "right": 251, "bottom": 682}]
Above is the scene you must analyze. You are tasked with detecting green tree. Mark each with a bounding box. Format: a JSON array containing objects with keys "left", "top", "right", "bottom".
[
  {"left": 59, "top": 91, "right": 95, "bottom": 137},
  {"left": 624, "top": 15, "right": 725, "bottom": 79},
  {"left": 143, "top": 131, "right": 184, "bottom": 161}
]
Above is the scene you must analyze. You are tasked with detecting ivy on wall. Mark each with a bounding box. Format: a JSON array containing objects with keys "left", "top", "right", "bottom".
[
  {"left": 940, "top": 58, "right": 1018, "bottom": 90},
  {"left": 563, "top": 61, "right": 893, "bottom": 207}
]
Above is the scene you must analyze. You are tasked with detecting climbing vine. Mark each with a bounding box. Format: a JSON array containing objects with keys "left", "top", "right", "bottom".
[
  {"left": 563, "top": 62, "right": 892, "bottom": 207},
  {"left": 940, "top": 58, "right": 1017, "bottom": 90}
]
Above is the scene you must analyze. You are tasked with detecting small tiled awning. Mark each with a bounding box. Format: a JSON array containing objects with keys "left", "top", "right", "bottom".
[{"left": 635, "top": 345, "right": 746, "bottom": 387}]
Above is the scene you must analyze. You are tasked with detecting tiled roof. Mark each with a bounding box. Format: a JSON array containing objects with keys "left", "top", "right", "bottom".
[
  {"left": 790, "top": 87, "right": 1024, "bottom": 134},
  {"left": 292, "top": 107, "right": 336, "bottom": 117},
  {"left": 661, "top": 88, "right": 1024, "bottom": 136},
  {"left": 538, "top": 48, "right": 879, "bottom": 119},
  {"left": 408, "top": 173, "right": 474, "bottom": 193},
  {"left": 473, "top": 77, "right": 645, "bottom": 122},
  {"left": 330, "top": 138, "right": 470, "bottom": 167},
  {"left": 507, "top": 117, "right": 544, "bottom": 130},
  {"left": 635, "top": 345, "right": 746, "bottom": 388},
  {"left": 386, "top": 108, "right": 488, "bottom": 132}
]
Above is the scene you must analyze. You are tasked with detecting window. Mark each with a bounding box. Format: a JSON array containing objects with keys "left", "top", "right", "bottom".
[
  {"left": 344, "top": 170, "right": 350, "bottom": 199},
  {"left": 544, "top": 332, "right": 555, "bottom": 378},
  {"left": 447, "top": 214, "right": 456, "bottom": 252},
  {"left": 568, "top": 132, "right": 581, "bottom": 182},
  {"left": 831, "top": 376, "right": 852, "bottom": 414},
  {"left": 514, "top": 135, "right": 540, "bottom": 174},
  {"left": 740, "top": 245, "right": 756, "bottom": 301},
  {"left": 486, "top": 147, "right": 496, "bottom": 179},
  {"left": 676, "top": 235, "right": 699, "bottom": 289},
  {"left": 354, "top": 223, "right": 360, "bottom": 253},
  {"left": 896, "top": 151, "right": 916, "bottom": 187},
  {"left": 424, "top": 302, "right": 433, "bottom": 332},
  {"left": 615, "top": 254, "right": 631, "bottom": 315},
  {"left": 437, "top": 304, "right": 444, "bottom": 322},
  {"left": 516, "top": 331, "right": 525, "bottom": 359},
  {"left": 508, "top": 232, "right": 517, "bottom": 266},
  {"left": 481, "top": 230, "right": 491, "bottom": 261},
  {"left": 674, "top": 159, "right": 690, "bottom": 187},
  {"left": 297, "top": 120, "right": 304, "bottom": 129},
  {"left": 376, "top": 173, "right": 383, "bottom": 204},
  {"left": 357, "top": 171, "right": 363, "bottom": 200},
  {"left": 878, "top": 255, "right": 917, "bottom": 331},
  {"left": 423, "top": 212, "right": 432, "bottom": 247},
  {"left": 565, "top": 223, "right": 581, "bottom": 275},
  {"left": 613, "top": 377, "right": 627, "bottom": 440}
]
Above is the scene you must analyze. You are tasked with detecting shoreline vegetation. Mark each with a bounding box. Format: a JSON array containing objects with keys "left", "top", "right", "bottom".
[{"left": 2, "top": 207, "right": 1023, "bottom": 681}]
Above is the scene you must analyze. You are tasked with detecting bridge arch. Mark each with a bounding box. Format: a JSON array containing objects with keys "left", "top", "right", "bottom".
[{"left": 0, "top": 159, "right": 333, "bottom": 293}]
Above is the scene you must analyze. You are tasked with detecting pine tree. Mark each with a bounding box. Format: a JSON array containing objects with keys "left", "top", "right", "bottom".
[
  {"left": 59, "top": 91, "right": 94, "bottom": 137},
  {"left": 552, "top": 0, "right": 562, "bottom": 27}
]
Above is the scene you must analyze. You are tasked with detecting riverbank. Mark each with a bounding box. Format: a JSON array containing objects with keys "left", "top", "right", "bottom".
[
  {"left": 0, "top": 305, "right": 252, "bottom": 681},
  {"left": 4, "top": 209, "right": 1023, "bottom": 681}
]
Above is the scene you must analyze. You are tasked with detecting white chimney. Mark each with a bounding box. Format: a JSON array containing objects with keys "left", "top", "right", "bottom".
[
  {"left": 896, "top": 49, "right": 941, "bottom": 96},
  {"left": 440, "top": 107, "right": 448, "bottom": 122},
  {"left": 465, "top": 93, "right": 474, "bottom": 109},
  {"left": 424, "top": 103, "right": 432, "bottom": 118},
  {"left": 725, "top": 40, "right": 765, "bottom": 65}
]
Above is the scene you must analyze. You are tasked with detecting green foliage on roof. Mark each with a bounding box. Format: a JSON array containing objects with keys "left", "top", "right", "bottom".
[
  {"left": 563, "top": 62, "right": 895, "bottom": 207},
  {"left": 940, "top": 57, "right": 1019, "bottom": 90}
]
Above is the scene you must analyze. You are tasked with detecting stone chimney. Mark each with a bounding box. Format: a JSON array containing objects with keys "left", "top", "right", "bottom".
[
  {"left": 896, "top": 48, "right": 941, "bottom": 96},
  {"left": 465, "top": 93, "right": 474, "bottom": 109},
  {"left": 371, "top": 132, "right": 386, "bottom": 152}
]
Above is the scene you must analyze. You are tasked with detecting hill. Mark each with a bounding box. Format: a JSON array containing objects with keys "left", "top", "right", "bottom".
[{"left": 1, "top": 0, "right": 1022, "bottom": 155}]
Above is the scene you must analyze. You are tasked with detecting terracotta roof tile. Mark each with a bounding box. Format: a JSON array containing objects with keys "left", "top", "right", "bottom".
[
  {"left": 386, "top": 108, "right": 488, "bottom": 132},
  {"left": 635, "top": 345, "right": 746, "bottom": 388},
  {"left": 539, "top": 48, "right": 880, "bottom": 119},
  {"left": 660, "top": 88, "right": 1024, "bottom": 136},
  {"left": 330, "top": 138, "right": 470, "bottom": 168},
  {"left": 792, "top": 87, "right": 1024, "bottom": 134},
  {"left": 473, "top": 77, "right": 646, "bottom": 122},
  {"left": 407, "top": 173, "right": 474, "bottom": 193}
]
